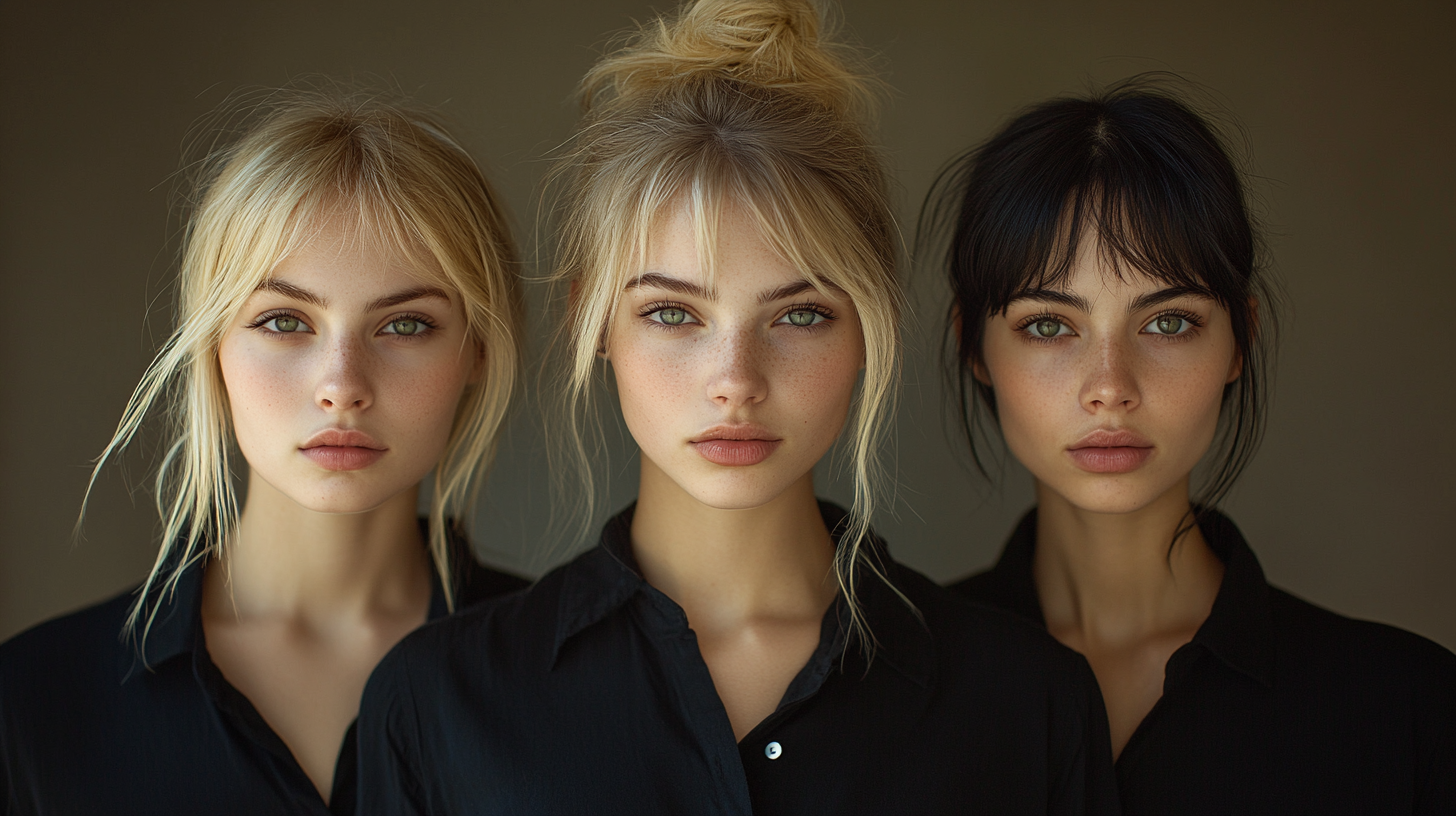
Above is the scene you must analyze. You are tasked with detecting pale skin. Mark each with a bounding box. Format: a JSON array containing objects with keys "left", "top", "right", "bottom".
[
  {"left": 975, "top": 234, "right": 1243, "bottom": 758},
  {"left": 606, "top": 199, "right": 864, "bottom": 740},
  {"left": 210, "top": 214, "right": 480, "bottom": 799}
]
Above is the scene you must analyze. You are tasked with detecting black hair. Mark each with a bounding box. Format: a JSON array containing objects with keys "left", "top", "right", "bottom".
[{"left": 920, "top": 74, "right": 1278, "bottom": 523}]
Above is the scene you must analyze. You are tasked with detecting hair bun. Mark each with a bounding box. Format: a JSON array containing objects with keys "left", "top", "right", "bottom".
[{"left": 584, "top": 0, "right": 872, "bottom": 119}]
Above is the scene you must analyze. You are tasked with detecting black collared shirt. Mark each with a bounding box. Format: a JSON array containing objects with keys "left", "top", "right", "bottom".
[
  {"left": 0, "top": 525, "right": 528, "bottom": 816},
  {"left": 952, "top": 508, "right": 1456, "bottom": 815},
  {"left": 358, "top": 502, "right": 1119, "bottom": 815}
]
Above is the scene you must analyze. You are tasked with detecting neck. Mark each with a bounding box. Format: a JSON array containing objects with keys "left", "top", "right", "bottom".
[
  {"left": 1032, "top": 479, "right": 1224, "bottom": 648},
  {"left": 204, "top": 472, "right": 432, "bottom": 625},
  {"left": 630, "top": 460, "right": 838, "bottom": 634}
]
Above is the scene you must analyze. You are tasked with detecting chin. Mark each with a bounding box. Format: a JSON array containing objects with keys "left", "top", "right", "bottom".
[
  {"left": 1048, "top": 476, "right": 1171, "bottom": 517},
  {"left": 285, "top": 481, "right": 404, "bottom": 515},
  {"left": 676, "top": 469, "right": 800, "bottom": 512}
]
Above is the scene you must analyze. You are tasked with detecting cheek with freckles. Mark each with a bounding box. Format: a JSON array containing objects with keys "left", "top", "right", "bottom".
[
  {"left": 1139, "top": 353, "right": 1230, "bottom": 472},
  {"left": 988, "top": 362, "right": 1072, "bottom": 475},
  {"left": 217, "top": 329, "right": 475, "bottom": 512},
  {"left": 218, "top": 337, "right": 315, "bottom": 475}
]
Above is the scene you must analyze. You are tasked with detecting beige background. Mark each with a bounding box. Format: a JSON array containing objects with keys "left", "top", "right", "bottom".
[{"left": 2, "top": 1, "right": 1453, "bottom": 650}]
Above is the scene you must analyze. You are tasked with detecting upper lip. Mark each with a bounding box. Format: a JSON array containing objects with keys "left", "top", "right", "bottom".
[
  {"left": 1068, "top": 428, "right": 1152, "bottom": 449},
  {"left": 689, "top": 423, "right": 781, "bottom": 443},
  {"left": 300, "top": 428, "right": 387, "bottom": 450}
]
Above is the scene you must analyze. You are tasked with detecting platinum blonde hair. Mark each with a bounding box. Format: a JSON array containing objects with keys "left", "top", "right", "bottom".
[
  {"left": 87, "top": 89, "right": 523, "bottom": 644},
  {"left": 548, "top": 0, "right": 905, "bottom": 645}
]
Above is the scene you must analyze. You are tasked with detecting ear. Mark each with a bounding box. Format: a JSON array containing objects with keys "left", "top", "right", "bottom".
[
  {"left": 971, "top": 358, "right": 992, "bottom": 387},
  {"left": 1226, "top": 296, "right": 1258, "bottom": 384},
  {"left": 468, "top": 339, "right": 487, "bottom": 385},
  {"left": 951, "top": 301, "right": 993, "bottom": 387}
]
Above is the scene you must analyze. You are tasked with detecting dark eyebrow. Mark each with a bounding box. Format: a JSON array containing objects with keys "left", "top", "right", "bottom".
[
  {"left": 256, "top": 279, "right": 327, "bottom": 308},
  {"left": 1127, "top": 285, "right": 1216, "bottom": 312},
  {"left": 1008, "top": 289, "right": 1092, "bottom": 312},
  {"left": 625, "top": 272, "right": 715, "bottom": 301},
  {"left": 363, "top": 286, "right": 453, "bottom": 312},
  {"left": 1008, "top": 285, "right": 1216, "bottom": 314}
]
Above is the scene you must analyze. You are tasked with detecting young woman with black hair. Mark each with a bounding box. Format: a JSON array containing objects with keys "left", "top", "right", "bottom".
[
  {"left": 925, "top": 78, "right": 1455, "bottom": 814},
  {"left": 358, "top": 1, "right": 1117, "bottom": 813}
]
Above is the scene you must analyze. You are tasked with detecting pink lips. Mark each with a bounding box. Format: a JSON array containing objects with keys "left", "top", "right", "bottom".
[
  {"left": 1067, "top": 428, "right": 1153, "bottom": 474},
  {"left": 690, "top": 424, "right": 782, "bottom": 467},
  {"left": 299, "top": 428, "right": 387, "bottom": 472}
]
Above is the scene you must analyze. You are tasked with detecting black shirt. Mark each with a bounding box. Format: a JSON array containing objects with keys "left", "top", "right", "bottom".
[
  {"left": 952, "top": 508, "right": 1456, "bottom": 815},
  {"left": 358, "top": 502, "right": 1119, "bottom": 815},
  {"left": 0, "top": 525, "right": 528, "bottom": 816}
]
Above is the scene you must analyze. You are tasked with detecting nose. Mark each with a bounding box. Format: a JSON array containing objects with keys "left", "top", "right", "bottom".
[
  {"left": 315, "top": 334, "right": 374, "bottom": 412},
  {"left": 1080, "top": 335, "right": 1140, "bottom": 414},
  {"left": 706, "top": 327, "right": 769, "bottom": 408}
]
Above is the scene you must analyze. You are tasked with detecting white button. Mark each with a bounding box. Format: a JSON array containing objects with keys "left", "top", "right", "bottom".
[{"left": 764, "top": 741, "right": 782, "bottom": 760}]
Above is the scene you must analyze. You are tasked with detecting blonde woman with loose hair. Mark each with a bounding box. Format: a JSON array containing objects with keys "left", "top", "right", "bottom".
[
  {"left": 360, "top": 2, "right": 1117, "bottom": 813},
  {"left": 0, "top": 89, "right": 527, "bottom": 814}
]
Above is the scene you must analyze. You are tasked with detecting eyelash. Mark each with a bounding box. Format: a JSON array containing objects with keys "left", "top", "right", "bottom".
[
  {"left": 1013, "top": 309, "right": 1206, "bottom": 344},
  {"left": 380, "top": 311, "right": 440, "bottom": 340},
  {"left": 638, "top": 300, "right": 696, "bottom": 331},
  {"left": 246, "top": 309, "right": 307, "bottom": 336},
  {"left": 244, "top": 309, "right": 440, "bottom": 339},
  {"left": 1143, "top": 308, "right": 1205, "bottom": 342},
  {"left": 635, "top": 300, "right": 838, "bottom": 331}
]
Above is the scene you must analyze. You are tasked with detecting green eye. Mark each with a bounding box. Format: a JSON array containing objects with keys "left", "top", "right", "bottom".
[
  {"left": 1034, "top": 319, "right": 1063, "bottom": 338},
  {"left": 1148, "top": 315, "right": 1190, "bottom": 335},
  {"left": 786, "top": 310, "right": 818, "bottom": 327},
  {"left": 389, "top": 318, "right": 422, "bottom": 336},
  {"left": 657, "top": 308, "right": 688, "bottom": 325},
  {"left": 272, "top": 315, "right": 301, "bottom": 332}
]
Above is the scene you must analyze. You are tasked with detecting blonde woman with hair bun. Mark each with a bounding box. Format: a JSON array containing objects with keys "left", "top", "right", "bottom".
[
  {"left": 360, "top": 2, "right": 1116, "bottom": 812},
  {"left": 0, "top": 88, "right": 528, "bottom": 814}
]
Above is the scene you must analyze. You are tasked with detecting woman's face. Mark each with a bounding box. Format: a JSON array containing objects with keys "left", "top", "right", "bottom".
[
  {"left": 218, "top": 215, "right": 478, "bottom": 514},
  {"left": 978, "top": 236, "right": 1242, "bottom": 515},
  {"left": 607, "top": 200, "right": 865, "bottom": 510}
]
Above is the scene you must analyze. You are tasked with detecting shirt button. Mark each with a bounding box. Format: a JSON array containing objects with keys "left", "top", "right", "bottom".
[{"left": 764, "top": 741, "right": 782, "bottom": 760}]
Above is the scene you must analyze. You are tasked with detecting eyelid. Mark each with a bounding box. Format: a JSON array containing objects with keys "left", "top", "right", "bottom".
[
  {"left": 639, "top": 300, "right": 701, "bottom": 326},
  {"left": 246, "top": 308, "right": 314, "bottom": 333}
]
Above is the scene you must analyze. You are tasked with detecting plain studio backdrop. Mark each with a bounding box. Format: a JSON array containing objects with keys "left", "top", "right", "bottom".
[{"left": 2, "top": 1, "right": 1452, "bottom": 650}]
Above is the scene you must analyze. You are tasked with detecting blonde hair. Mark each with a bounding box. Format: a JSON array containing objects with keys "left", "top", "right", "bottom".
[
  {"left": 548, "top": 0, "right": 906, "bottom": 645},
  {"left": 86, "top": 88, "right": 524, "bottom": 644}
]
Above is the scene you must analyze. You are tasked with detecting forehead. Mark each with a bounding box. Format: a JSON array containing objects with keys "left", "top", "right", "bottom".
[
  {"left": 267, "top": 210, "right": 448, "bottom": 295},
  {"left": 640, "top": 196, "right": 809, "bottom": 294}
]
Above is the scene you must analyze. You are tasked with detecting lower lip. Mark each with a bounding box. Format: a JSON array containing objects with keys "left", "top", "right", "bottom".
[
  {"left": 300, "top": 446, "right": 385, "bottom": 471},
  {"left": 691, "top": 439, "right": 782, "bottom": 467},
  {"left": 1067, "top": 446, "right": 1153, "bottom": 474}
]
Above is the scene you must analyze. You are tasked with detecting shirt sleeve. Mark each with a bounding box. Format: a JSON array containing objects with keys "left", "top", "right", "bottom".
[
  {"left": 1414, "top": 643, "right": 1456, "bottom": 815},
  {"left": 1049, "top": 653, "right": 1120, "bottom": 816},
  {"left": 356, "top": 650, "right": 429, "bottom": 816}
]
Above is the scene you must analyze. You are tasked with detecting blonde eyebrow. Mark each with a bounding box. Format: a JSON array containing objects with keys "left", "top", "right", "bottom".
[
  {"left": 626, "top": 273, "right": 824, "bottom": 305},
  {"left": 254, "top": 280, "right": 451, "bottom": 312}
]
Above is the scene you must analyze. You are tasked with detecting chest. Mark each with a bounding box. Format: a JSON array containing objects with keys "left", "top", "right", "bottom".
[
  {"left": 409, "top": 620, "right": 1064, "bottom": 816},
  {"left": 696, "top": 618, "right": 825, "bottom": 741},
  {"left": 1116, "top": 653, "right": 1420, "bottom": 814},
  {"left": 204, "top": 625, "right": 387, "bottom": 801}
]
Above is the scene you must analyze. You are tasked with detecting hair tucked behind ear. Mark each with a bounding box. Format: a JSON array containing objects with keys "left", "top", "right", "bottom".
[{"left": 547, "top": 0, "right": 908, "bottom": 654}]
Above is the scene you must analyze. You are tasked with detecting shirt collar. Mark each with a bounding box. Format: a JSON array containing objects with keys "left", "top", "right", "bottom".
[
  {"left": 1189, "top": 509, "right": 1275, "bottom": 687},
  {"left": 979, "top": 507, "right": 1274, "bottom": 687},
  {"left": 978, "top": 509, "right": 1048, "bottom": 626},
  {"left": 131, "top": 554, "right": 207, "bottom": 673},
  {"left": 551, "top": 501, "right": 933, "bottom": 689}
]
